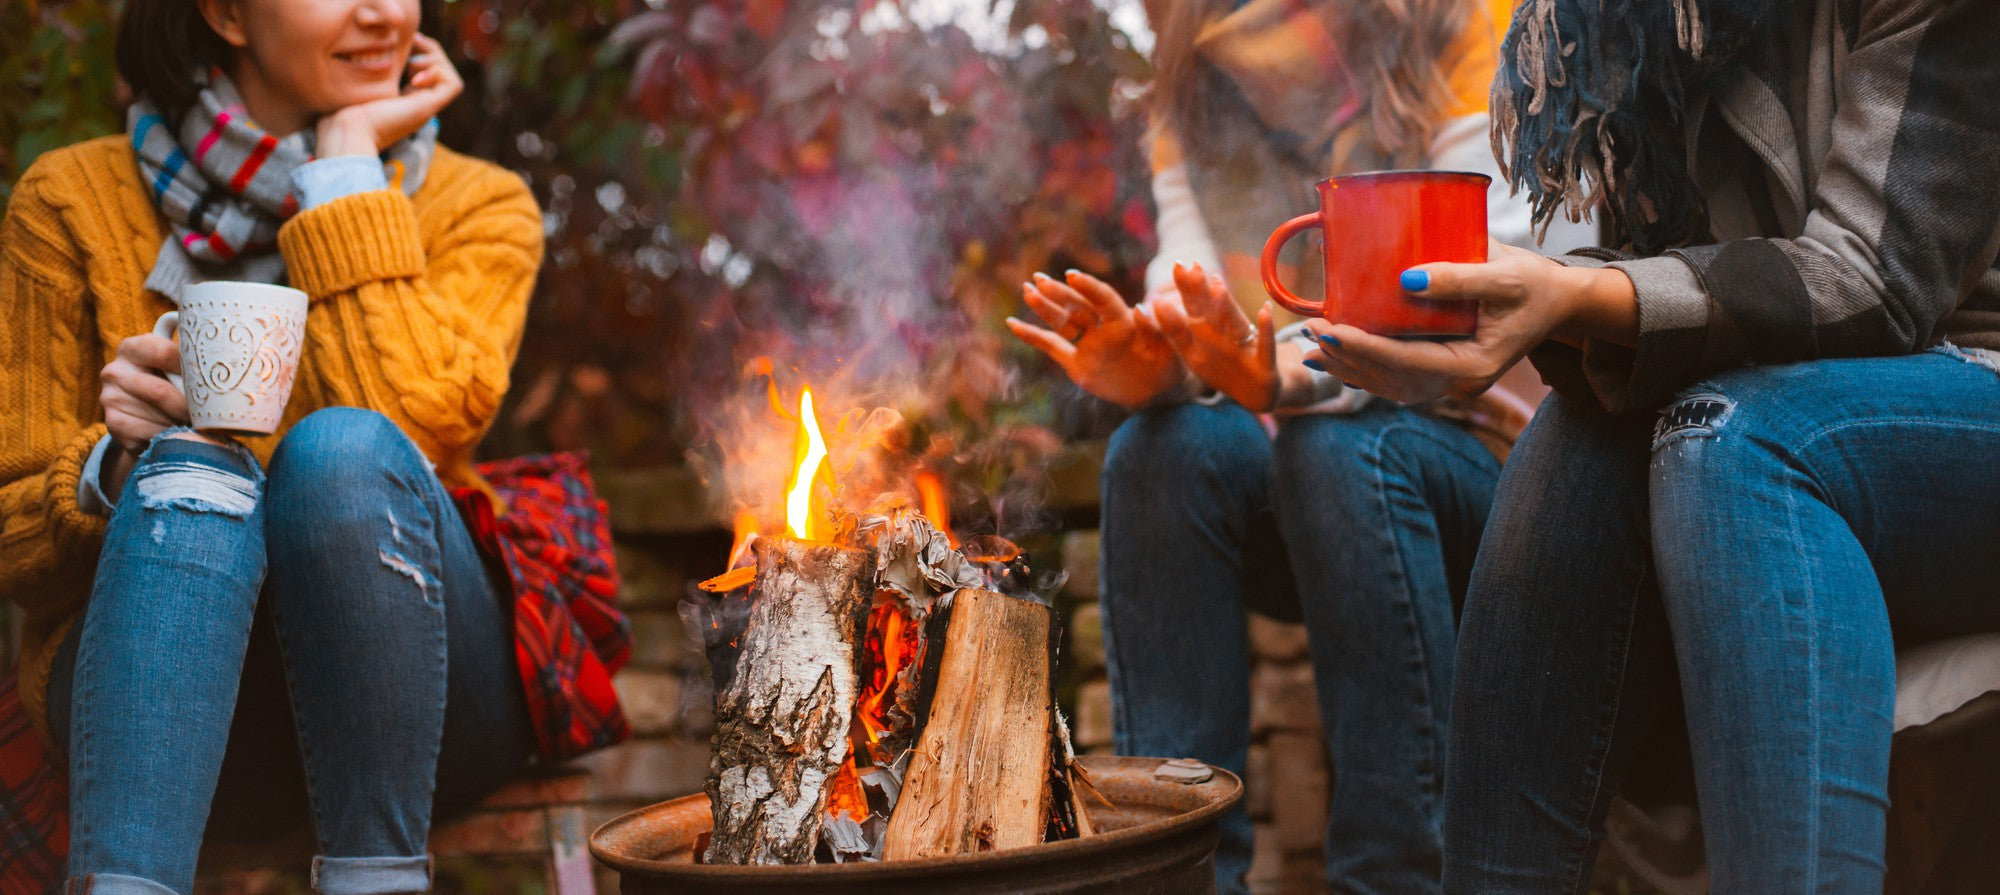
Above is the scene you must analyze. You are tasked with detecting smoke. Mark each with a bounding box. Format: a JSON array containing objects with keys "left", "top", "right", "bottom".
[{"left": 675, "top": 4, "right": 1082, "bottom": 543}]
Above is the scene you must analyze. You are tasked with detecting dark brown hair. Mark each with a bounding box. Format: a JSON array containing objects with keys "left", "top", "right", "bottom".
[
  {"left": 1152, "top": 0, "right": 1476, "bottom": 165},
  {"left": 115, "top": 0, "right": 233, "bottom": 124}
]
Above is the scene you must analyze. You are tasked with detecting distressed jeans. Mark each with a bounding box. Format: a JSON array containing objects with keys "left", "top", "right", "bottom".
[
  {"left": 50, "top": 407, "right": 534, "bottom": 895},
  {"left": 1443, "top": 349, "right": 2000, "bottom": 893},
  {"left": 1100, "top": 400, "right": 1499, "bottom": 895}
]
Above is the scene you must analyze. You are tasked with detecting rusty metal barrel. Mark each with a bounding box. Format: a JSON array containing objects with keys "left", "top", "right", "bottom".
[{"left": 590, "top": 755, "right": 1242, "bottom": 894}]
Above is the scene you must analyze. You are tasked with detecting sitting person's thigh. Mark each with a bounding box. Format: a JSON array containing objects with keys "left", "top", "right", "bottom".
[{"left": 1648, "top": 348, "right": 2000, "bottom": 635}]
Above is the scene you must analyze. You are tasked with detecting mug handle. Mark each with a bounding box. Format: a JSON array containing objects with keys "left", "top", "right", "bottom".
[
  {"left": 152, "top": 311, "right": 185, "bottom": 391},
  {"left": 1262, "top": 212, "right": 1325, "bottom": 317}
]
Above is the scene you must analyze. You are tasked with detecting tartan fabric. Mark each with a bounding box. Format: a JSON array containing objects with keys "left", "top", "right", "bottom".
[
  {"left": 0, "top": 673, "right": 66, "bottom": 894},
  {"left": 128, "top": 68, "right": 437, "bottom": 299},
  {"left": 454, "top": 452, "right": 632, "bottom": 760}
]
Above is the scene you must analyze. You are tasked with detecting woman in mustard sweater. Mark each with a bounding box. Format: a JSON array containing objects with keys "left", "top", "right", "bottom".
[{"left": 0, "top": 0, "right": 543, "bottom": 891}]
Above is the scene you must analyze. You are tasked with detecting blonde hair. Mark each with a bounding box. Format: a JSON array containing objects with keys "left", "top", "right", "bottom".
[{"left": 1151, "top": 0, "right": 1476, "bottom": 165}]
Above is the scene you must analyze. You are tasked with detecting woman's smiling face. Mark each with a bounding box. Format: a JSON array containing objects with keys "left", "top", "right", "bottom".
[{"left": 199, "top": 0, "right": 421, "bottom": 130}]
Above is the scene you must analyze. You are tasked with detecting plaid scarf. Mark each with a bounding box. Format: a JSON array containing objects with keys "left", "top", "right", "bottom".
[
  {"left": 129, "top": 69, "right": 437, "bottom": 301},
  {"left": 1490, "top": 0, "right": 1786, "bottom": 253}
]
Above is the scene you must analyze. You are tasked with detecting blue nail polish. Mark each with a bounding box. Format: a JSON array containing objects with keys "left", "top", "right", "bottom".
[
  {"left": 1317, "top": 333, "right": 1342, "bottom": 349},
  {"left": 1401, "top": 269, "right": 1430, "bottom": 292},
  {"left": 1302, "top": 358, "right": 1325, "bottom": 372}
]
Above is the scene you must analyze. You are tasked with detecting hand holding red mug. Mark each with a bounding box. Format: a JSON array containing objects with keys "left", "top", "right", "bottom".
[{"left": 1301, "top": 240, "right": 1640, "bottom": 404}]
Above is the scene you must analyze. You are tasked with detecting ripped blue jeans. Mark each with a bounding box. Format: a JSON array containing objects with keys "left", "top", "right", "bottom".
[
  {"left": 49, "top": 408, "right": 533, "bottom": 895},
  {"left": 1442, "top": 348, "right": 2000, "bottom": 893}
]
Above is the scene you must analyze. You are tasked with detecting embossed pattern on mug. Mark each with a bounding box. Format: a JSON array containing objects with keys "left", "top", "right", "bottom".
[{"left": 178, "top": 296, "right": 307, "bottom": 432}]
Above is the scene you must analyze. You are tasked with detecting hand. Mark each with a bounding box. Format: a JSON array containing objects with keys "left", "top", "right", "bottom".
[
  {"left": 98, "top": 332, "right": 219, "bottom": 499},
  {"left": 1006, "top": 270, "right": 1188, "bottom": 409},
  {"left": 1149, "top": 261, "right": 1281, "bottom": 411},
  {"left": 1302, "top": 240, "right": 1638, "bottom": 404},
  {"left": 315, "top": 34, "right": 462, "bottom": 157},
  {"left": 101, "top": 333, "right": 189, "bottom": 456}
]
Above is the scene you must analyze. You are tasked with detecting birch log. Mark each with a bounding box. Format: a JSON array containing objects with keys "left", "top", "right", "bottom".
[
  {"left": 703, "top": 536, "right": 873, "bottom": 864},
  {"left": 882, "top": 588, "right": 1054, "bottom": 859}
]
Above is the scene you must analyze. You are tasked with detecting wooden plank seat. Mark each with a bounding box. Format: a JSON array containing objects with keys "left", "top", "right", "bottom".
[{"left": 195, "top": 765, "right": 595, "bottom": 895}]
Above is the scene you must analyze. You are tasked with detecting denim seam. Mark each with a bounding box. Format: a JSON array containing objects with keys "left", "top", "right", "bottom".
[
  {"left": 1792, "top": 478, "right": 1823, "bottom": 895},
  {"left": 269, "top": 603, "right": 334, "bottom": 855},
  {"left": 1374, "top": 420, "right": 1504, "bottom": 475},
  {"left": 1565, "top": 562, "right": 1652, "bottom": 895},
  {"left": 1360, "top": 425, "right": 1447, "bottom": 814}
]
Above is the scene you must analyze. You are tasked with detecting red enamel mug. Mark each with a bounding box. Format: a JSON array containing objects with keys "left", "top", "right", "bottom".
[{"left": 1261, "top": 170, "right": 1489, "bottom": 339}]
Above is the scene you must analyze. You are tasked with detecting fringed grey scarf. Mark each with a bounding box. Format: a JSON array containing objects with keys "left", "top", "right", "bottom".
[{"left": 1490, "top": 0, "right": 1786, "bottom": 254}]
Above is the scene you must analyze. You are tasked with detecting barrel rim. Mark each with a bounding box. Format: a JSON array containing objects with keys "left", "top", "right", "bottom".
[{"left": 589, "top": 754, "right": 1243, "bottom": 880}]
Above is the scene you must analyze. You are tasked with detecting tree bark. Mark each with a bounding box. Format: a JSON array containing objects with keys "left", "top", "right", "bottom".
[
  {"left": 703, "top": 536, "right": 873, "bottom": 865},
  {"left": 882, "top": 588, "right": 1055, "bottom": 859}
]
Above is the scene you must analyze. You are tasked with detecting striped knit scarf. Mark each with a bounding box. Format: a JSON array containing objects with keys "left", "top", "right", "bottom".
[
  {"left": 130, "top": 69, "right": 437, "bottom": 301},
  {"left": 1489, "top": 0, "right": 1785, "bottom": 254}
]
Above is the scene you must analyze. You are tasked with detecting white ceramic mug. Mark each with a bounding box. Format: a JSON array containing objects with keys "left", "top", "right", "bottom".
[{"left": 153, "top": 281, "right": 309, "bottom": 435}]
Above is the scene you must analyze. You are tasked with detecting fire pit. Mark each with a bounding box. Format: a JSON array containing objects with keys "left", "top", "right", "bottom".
[
  {"left": 590, "top": 754, "right": 1242, "bottom": 894},
  {"left": 658, "top": 381, "right": 1226, "bottom": 888}
]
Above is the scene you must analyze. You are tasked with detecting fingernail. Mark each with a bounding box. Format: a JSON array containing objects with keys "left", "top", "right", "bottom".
[
  {"left": 1302, "top": 358, "right": 1326, "bottom": 372},
  {"left": 1317, "top": 333, "right": 1342, "bottom": 349},
  {"left": 1065, "top": 268, "right": 1082, "bottom": 278},
  {"left": 1401, "top": 269, "right": 1430, "bottom": 292}
]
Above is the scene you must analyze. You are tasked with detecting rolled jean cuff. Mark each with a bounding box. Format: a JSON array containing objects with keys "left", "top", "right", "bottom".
[
  {"left": 64, "top": 873, "right": 180, "bottom": 895},
  {"left": 311, "top": 855, "right": 432, "bottom": 895}
]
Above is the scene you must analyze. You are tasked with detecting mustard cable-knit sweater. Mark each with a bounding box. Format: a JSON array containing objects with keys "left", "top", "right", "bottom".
[{"left": 0, "top": 136, "right": 543, "bottom": 745}]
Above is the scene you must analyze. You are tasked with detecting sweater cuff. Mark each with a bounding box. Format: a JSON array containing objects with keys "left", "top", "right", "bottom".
[
  {"left": 278, "top": 189, "right": 427, "bottom": 300},
  {"left": 46, "top": 425, "right": 112, "bottom": 554},
  {"left": 1576, "top": 255, "right": 1710, "bottom": 413}
]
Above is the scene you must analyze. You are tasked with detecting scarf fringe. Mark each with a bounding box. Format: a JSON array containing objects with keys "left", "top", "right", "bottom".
[{"left": 1489, "top": 0, "right": 1778, "bottom": 253}]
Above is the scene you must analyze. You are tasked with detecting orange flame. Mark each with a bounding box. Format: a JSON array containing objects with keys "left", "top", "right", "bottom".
[
  {"left": 784, "top": 388, "right": 832, "bottom": 541},
  {"left": 824, "top": 753, "right": 870, "bottom": 822},
  {"left": 913, "top": 470, "right": 957, "bottom": 548},
  {"left": 856, "top": 603, "right": 923, "bottom": 750},
  {"left": 726, "top": 509, "right": 760, "bottom": 569}
]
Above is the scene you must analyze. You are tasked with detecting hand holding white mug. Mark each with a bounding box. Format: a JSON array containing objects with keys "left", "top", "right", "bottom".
[{"left": 99, "top": 330, "right": 191, "bottom": 456}]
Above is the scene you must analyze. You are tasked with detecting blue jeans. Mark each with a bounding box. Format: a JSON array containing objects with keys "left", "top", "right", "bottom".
[
  {"left": 1101, "top": 400, "right": 1500, "bottom": 895},
  {"left": 1443, "top": 349, "right": 2000, "bottom": 893},
  {"left": 50, "top": 408, "right": 534, "bottom": 895}
]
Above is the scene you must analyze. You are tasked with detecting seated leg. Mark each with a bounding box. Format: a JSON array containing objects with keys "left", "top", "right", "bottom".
[
  {"left": 261, "top": 408, "right": 530, "bottom": 893},
  {"left": 1648, "top": 350, "right": 2000, "bottom": 892},
  {"left": 55, "top": 436, "right": 268, "bottom": 895},
  {"left": 1099, "top": 400, "right": 1275, "bottom": 895},
  {"left": 1271, "top": 404, "right": 1498, "bottom": 894}
]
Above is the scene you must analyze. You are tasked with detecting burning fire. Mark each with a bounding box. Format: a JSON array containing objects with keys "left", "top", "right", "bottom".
[
  {"left": 786, "top": 389, "right": 832, "bottom": 542},
  {"left": 823, "top": 753, "right": 870, "bottom": 823},
  {"left": 856, "top": 603, "right": 922, "bottom": 752},
  {"left": 706, "top": 379, "right": 967, "bottom": 831},
  {"left": 914, "top": 470, "right": 956, "bottom": 549}
]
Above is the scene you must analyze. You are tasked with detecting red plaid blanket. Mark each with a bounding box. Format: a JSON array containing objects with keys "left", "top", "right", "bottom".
[
  {"left": 453, "top": 452, "right": 633, "bottom": 760},
  {"left": 0, "top": 674, "right": 65, "bottom": 895}
]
